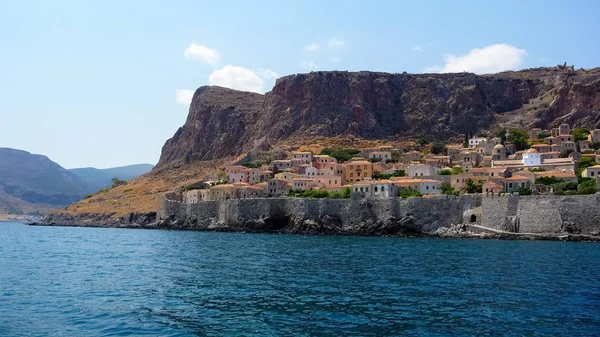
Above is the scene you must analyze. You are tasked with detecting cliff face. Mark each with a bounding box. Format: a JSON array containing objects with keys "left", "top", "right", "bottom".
[{"left": 157, "top": 67, "right": 600, "bottom": 168}]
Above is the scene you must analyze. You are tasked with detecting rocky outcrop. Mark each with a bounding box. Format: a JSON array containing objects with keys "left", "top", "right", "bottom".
[
  {"left": 31, "top": 211, "right": 156, "bottom": 228},
  {"left": 157, "top": 67, "right": 600, "bottom": 169}
]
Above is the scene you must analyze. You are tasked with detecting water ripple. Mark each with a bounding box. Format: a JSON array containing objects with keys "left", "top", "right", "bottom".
[{"left": 1, "top": 222, "right": 600, "bottom": 336}]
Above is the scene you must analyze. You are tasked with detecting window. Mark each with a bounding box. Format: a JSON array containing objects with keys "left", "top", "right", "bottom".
[
  {"left": 592, "top": 172, "right": 595, "bottom": 177},
  {"left": 375, "top": 186, "right": 378, "bottom": 192}
]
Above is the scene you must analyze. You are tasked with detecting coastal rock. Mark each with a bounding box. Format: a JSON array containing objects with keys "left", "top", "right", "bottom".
[{"left": 156, "top": 68, "right": 600, "bottom": 169}]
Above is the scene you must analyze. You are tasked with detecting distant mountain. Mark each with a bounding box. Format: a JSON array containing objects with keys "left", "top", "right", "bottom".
[
  {"left": 0, "top": 148, "right": 154, "bottom": 215},
  {"left": 0, "top": 148, "right": 91, "bottom": 207},
  {"left": 68, "top": 164, "right": 154, "bottom": 192}
]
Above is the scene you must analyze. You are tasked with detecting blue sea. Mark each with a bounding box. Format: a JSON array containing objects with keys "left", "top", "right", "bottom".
[{"left": 1, "top": 222, "right": 599, "bottom": 336}]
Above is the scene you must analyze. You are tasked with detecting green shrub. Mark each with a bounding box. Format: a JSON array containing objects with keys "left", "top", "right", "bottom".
[
  {"left": 535, "top": 176, "right": 563, "bottom": 186},
  {"left": 537, "top": 132, "right": 551, "bottom": 140},
  {"left": 399, "top": 189, "right": 422, "bottom": 198},
  {"left": 530, "top": 168, "right": 546, "bottom": 172},
  {"left": 516, "top": 187, "right": 532, "bottom": 195},
  {"left": 573, "top": 128, "right": 591, "bottom": 142},
  {"left": 439, "top": 169, "right": 452, "bottom": 175},
  {"left": 320, "top": 148, "right": 360, "bottom": 163}
]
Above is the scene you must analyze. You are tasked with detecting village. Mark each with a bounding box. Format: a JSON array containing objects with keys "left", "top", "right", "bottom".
[{"left": 181, "top": 124, "right": 600, "bottom": 203}]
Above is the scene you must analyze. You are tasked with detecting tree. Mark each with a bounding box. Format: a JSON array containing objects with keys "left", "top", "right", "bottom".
[
  {"left": 461, "top": 178, "right": 483, "bottom": 194},
  {"left": 320, "top": 148, "right": 360, "bottom": 163},
  {"left": 560, "top": 149, "right": 574, "bottom": 158},
  {"left": 430, "top": 141, "right": 447, "bottom": 155},
  {"left": 507, "top": 129, "right": 530, "bottom": 151},
  {"left": 439, "top": 169, "right": 452, "bottom": 175},
  {"left": 451, "top": 166, "right": 463, "bottom": 175},
  {"left": 441, "top": 183, "right": 458, "bottom": 196},
  {"left": 535, "top": 176, "right": 563, "bottom": 185},
  {"left": 578, "top": 178, "right": 597, "bottom": 194},
  {"left": 573, "top": 128, "right": 591, "bottom": 142},
  {"left": 577, "top": 156, "right": 596, "bottom": 177},
  {"left": 391, "top": 170, "right": 406, "bottom": 177},
  {"left": 591, "top": 142, "right": 600, "bottom": 150},
  {"left": 418, "top": 138, "right": 430, "bottom": 146},
  {"left": 111, "top": 178, "right": 127, "bottom": 188},
  {"left": 399, "top": 189, "right": 422, "bottom": 198},
  {"left": 498, "top": 129, "right": 507, "bottom": 145},
  {"left": 537, "top": 132, "right": 551, "bottom": 140},
  {"left": 516, "top": 186, "right": 532, "bottom": 195}
]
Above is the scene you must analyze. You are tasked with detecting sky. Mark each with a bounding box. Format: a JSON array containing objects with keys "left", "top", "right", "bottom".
[{"left": 1, "top": 0, "right": 599, "bottom": 169}]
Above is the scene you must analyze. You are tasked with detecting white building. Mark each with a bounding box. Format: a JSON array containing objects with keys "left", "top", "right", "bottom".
[
  {"left": 407, "top": 164, "right": 440, "bottom": 177},
  {"left": 522, "top": 149, "right": 542, "bottom": 166},
  {"left": 468, "top": 137, "right": 487, "bottom": 148},
  {"left": 304, "top": 166, "right": 319, "bottom": 178},
  {"left": 352, "top": 180, "right": 397, "bottom": 198}
]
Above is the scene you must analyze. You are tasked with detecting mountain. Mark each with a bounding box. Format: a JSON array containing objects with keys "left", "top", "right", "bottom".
[
  {"left": 158, "top": 66, "right": 600, "bottom": 168},
  {"left": 0, "top": 148, "right": 91, "bottom": 207},
  {"left": 69, "top": 164, "right": 154, "bottom": 192},
  {"left": 56, "top": 65, "right": 600, "bottom": 219}
]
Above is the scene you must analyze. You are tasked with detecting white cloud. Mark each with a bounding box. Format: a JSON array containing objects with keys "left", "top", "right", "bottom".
[
  {"left": 413, "top": 46, "right": 422, "bottom": 52},
  {"left": 301, "top": 61, "right": 318, "bottom": 70},
  {"left": 209, "top": 65, "right": 264, "bottom": 93},
  {"left": 184, "top": 43, "right": 220, "bottom": 66},
  {"left": 257, "top": 68, "right": 280, "bottom": 80},
  {"left": 306, "top": 43, "right": 319, "bottom": 52},
  {"left": 175, "top": 89, "right": 195, "bottom": 106},
  {"left": 327, "top": 38, "right": 345, "bottom": 49},
  {"left": 426, "top": 44, "right": 527, "bottom": 74}
]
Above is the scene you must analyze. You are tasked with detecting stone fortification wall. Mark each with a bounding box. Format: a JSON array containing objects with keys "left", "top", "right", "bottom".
[
  {"left": 158, "top": 196, "right": 479, "bottom": 235},
  {"left": 481, "top": 194, "right": 600, "bottom": 234}
]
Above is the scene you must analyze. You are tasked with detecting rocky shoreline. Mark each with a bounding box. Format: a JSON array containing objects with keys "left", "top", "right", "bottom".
[{"left": 29, "top": 212, "right": 600, "bottom": 242}]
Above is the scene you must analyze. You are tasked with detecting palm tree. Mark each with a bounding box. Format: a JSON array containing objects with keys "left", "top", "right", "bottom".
[{"left": 462, "top": 178, "right": 483, "bottom": 194}]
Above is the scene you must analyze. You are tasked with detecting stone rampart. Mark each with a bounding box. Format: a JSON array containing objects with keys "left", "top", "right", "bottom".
[
  {"left": 481, "top": 194, "right": 600, "bottom": 234},
  {"left": 158, "top": 195, "right": 479, "bottom": 235}
]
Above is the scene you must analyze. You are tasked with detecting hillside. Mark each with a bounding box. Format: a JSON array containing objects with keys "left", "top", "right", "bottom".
[
  {"left": 59, "top": 66, "right": 600, "bottom": 218},
  {"left": 69, "top": 164, "right": 154, "bottom": 192},
  {"left": 0, "top": 148, "right": 91, "bottom": 208}
]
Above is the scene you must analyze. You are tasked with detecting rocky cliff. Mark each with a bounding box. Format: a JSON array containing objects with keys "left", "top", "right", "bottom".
[{"left": 157, "top": 67, "right": 600, "bottom": 168}]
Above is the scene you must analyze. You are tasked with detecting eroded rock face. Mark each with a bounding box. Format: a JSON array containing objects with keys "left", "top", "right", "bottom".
[{"left": 156, "top": 68, "right": 600, "bottom": 169}]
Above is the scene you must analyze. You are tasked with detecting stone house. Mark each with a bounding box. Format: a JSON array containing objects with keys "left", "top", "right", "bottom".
[
  {"left": 559, "top": 123, "right": 571, "bottom": 135},
  {"left": 470, "top": 167, "right": 510, "bottom": 178},
  {"left": 260, "top": 170, "right": 273, "bottom": 182},
  {"left": 591, "top": 129, "right": 600, "bottom": 143},
  {"left": 561, "top": 141, "right": 577, "bottom": 152},
  {"left": 403, "top": 151, "right": 422, "bottom": 162},
  {"left": 483, "top": 181, "right": 503, "bottom": 194},
  {"left": 271, "top": 160, "right": 292, "bottom": 171},
  {"left": 183, "top": 189, "right": 210, "bottom": 203},
  {"left": 274, "top": 172, "right": 299, "bottom": 182},
  {"left": 582, "top": 165, "right": 600, "bottom": 178},
  {"left": 541, "top": 152, "right": 561, "bottom": 160},
  {"left": 291, "top": 151, "right": 313, "bottom": 164},
  {"left": 313, "top": 155, "right": 337, "bottom": 164},
  {"left": 468, "top": 137, "right": 487, "bottom": 148},
  {"left": 528, "top": 128, "right": 542, "bottom": 139},
  {"left": 235, "top": 183, "right": 266, "bottom": 198},
  {"left": 503, "top": 175, "right": 531, "bottom": 193},
  {"left": 551, "top": 128, "right": 560, "bottom": 137},
  {"left": 491, "top": 144, "right": 507, "bottom": 160},
  {"left": 393, "top": 178, "right": 441, "bottom": 195},
  {"left": 504, "top": 143, "right": 516, "bottom": 155},
  {"left": 267, "top": 179, "right": 290, "bottom": 197},
  {"left": 579, "top": 140, "right": 590, "bottom": 151},
  {"left": 352, "top": 180, "right": 397, "bottom": 198},
  {"left": 314, "top": 175, "right": 343, "bottom": 187},
  {"left": 408, "top": 163, "right": 439, "bottom": 177},
  {"left": 304, "top": 166, "right": 319, "bottom": 178},
  {"left": 544, "top": 136, "right": 562, "bottom": 145},
  {"left": 344, "top": 161, "right": 373, "bottom": 182},
  {"left": 369, "top": 151, "right": 392, "bottom": 161},
  {"left": 209, "top": 184, "right": 236, "bottom": 201},
  {"left": 531, "top": 144, "right": 552, "bottom": 153},
  {"left": 292, "top": 178, "right": 315, "bottom": 191},
  {"left": 533, "top": 170, "right": 578, "bottom": 183},
  {"left": 450, "top": 173, "right": 476, "bottom": 190}
]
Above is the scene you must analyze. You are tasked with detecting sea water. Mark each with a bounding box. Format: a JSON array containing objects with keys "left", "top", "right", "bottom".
[{"left": 1, "top": 221, "right": 599, "bottom": 336}]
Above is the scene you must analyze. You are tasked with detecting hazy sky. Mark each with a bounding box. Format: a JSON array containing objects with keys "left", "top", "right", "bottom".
[{"left": 1, "top": 0, "right": 599, "bottom": 169}]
